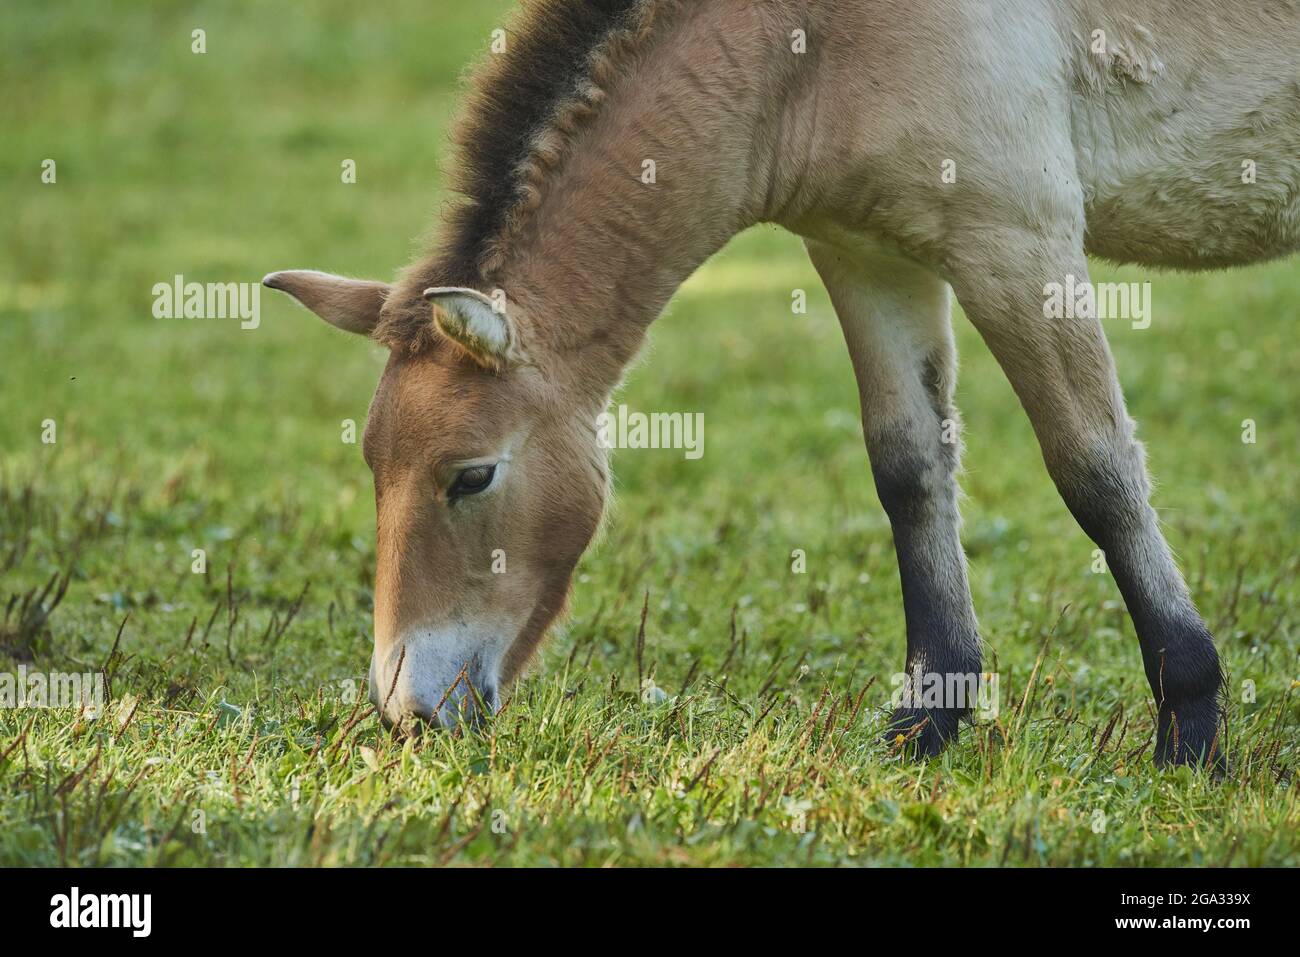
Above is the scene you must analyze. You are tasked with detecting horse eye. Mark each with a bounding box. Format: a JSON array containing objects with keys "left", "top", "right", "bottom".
[{"left": 450, "top": 464, "right": 496, "bottom": 498}]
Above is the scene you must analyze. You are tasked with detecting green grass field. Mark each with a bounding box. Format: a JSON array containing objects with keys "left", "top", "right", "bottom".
[{"left": 1, "top": 0, "right": 1297, "bottom": 866}]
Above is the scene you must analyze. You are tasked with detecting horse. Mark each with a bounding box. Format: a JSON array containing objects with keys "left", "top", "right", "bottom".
[{"left": 264, "top": 0, "right": 1300, "bottom": 766}]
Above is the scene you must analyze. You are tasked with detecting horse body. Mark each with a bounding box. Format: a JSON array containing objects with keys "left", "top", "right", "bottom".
[
  {"left": 1069, "top": 4, "right": 1300, "bottom": 267},
  {"left": 265, "top": 0, "right": 1298, "bottom": 765},
  {"left": 782, "top": 0, "right": 1300, "bottom": 268}
]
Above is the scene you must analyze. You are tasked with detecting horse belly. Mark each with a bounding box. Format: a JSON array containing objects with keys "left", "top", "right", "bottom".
[{"left": 1077, "top": 87, "right": 1300, "bottom": 270}]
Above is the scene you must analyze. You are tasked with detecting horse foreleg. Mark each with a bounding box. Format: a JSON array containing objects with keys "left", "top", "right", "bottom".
[
  {"left": 950, "top": 234, "right": 1225, "bottom": 768},
  {"left": 809, "top": 239, "right": 981, "bottom": 758}
]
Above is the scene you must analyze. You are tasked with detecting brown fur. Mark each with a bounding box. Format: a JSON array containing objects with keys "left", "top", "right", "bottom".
[
  {"left": 373, "top": 0, "right": 680, "bottom": 353},
  {"left": 421, "top": 1, "right": 674, "bottom": 285}
]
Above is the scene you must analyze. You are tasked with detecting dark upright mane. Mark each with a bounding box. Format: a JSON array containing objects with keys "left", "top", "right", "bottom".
[
  {"left": 438, "top": 0, "right": 651, "bottom": 287},
  {"left": 378, "top": 0, "right": 679, "bottom": 352}
]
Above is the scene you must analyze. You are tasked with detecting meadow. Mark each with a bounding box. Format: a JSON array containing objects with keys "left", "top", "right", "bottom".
[{"left": 0, "top": 0, "right": 1296, "bottom": 866}]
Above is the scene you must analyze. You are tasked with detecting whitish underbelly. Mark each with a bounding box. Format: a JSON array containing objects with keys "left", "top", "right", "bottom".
[{"left": 1075, "top": 85, "right": 1300, "bottom": 270}]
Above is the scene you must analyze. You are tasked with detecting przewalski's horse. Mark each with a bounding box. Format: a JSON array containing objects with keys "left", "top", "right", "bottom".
[{"left": 264, "top": 0, "right": 1300, "bottom": 766}]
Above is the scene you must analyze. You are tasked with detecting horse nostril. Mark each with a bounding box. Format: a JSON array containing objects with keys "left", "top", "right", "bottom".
[
  {"left": 384, "top": 705, "right": 432, "bottom": 731},
  {"left": 388, "top": 686, "right": 497, "bottom": 732}
]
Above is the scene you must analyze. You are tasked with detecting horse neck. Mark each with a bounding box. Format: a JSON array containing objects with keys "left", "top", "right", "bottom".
[{"left": 496, "top": 3, "right": 804, "bottom": 404}]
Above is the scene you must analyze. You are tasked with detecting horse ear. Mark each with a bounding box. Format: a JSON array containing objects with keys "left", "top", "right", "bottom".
[
  {"left": 423, "top": 286, "right": 518, "bottom": 370},
  {"left": 263, "top": 270, "right": 389, "bottom": 336}
]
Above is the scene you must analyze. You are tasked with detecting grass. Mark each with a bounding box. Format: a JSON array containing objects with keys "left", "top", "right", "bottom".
[{"left": 0, "top": 0, "right": 1297, "bottom": 867}]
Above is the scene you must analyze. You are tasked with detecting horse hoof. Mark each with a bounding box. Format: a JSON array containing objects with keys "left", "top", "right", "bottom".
[{"left": 884, "top": 706, "right": 964, "bottom": 759}]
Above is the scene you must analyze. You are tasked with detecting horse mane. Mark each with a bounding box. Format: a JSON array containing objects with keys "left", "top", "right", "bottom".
[{"left": 377, "top": 0, "right": 679, "bottom": 352}]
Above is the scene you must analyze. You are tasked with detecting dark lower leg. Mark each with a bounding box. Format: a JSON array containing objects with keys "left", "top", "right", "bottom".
[
  {"left": 1052, "top": 446, "right": 1225, "bottom": 766},
  {"left": 870, "top": 425, "right": 982, "bottom": 757}
]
